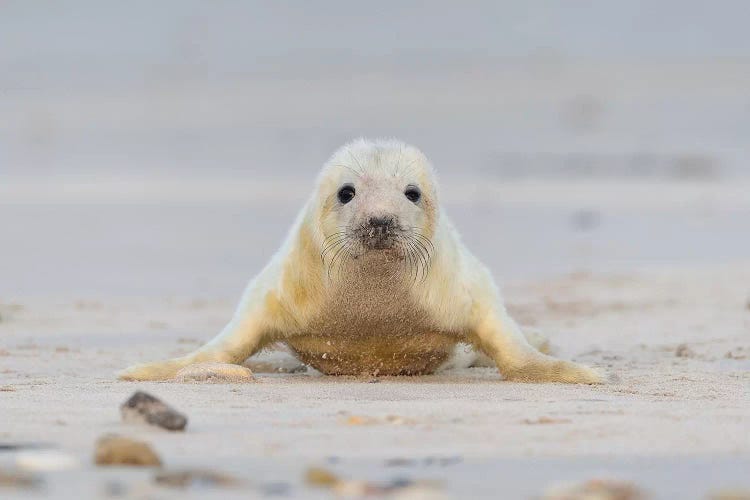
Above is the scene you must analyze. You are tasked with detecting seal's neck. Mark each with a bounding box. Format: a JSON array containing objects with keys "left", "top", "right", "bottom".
[{"left": 330, "top": 251, "right": 417, "bottom": 293}]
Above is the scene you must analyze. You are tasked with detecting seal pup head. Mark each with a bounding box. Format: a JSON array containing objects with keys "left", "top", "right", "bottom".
[{"left": 313, "top": 139, "right": 438, "bottom": 282}]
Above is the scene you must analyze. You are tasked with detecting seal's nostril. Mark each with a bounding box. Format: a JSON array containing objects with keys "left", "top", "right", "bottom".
[{"left": 369, "top": 217, "right": 391, "bottom": 228}]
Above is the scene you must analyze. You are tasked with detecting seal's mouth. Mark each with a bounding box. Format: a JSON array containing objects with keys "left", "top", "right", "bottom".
[
  {"left": 367, "top": 240, "right": 395, "bottom": 250},
  {"left": 321, "top": 218, "right": 434, "bottom": 281},
  {"left": 361, "top": 232, "right": 397, "bottom": 251}
]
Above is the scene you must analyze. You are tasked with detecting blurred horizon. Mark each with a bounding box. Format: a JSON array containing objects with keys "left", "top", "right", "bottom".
[
  {"left": 2, "top": 1, "right": 750, "bottom": 179},
  {"left": 1, "top": 2, "right": 749, "bottom": 297}
]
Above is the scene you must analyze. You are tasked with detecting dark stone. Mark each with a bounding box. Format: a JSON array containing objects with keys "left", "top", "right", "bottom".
[{"left": 120, "top": 391, "right": 187, "bottom": 431}]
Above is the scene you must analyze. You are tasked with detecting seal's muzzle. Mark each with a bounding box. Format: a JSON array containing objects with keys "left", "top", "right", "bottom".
[{"left": 362, "top": 216, "right": 398, "bottom": 250}]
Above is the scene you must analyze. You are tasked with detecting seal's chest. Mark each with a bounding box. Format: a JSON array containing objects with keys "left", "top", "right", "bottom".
[{"left": 284, "top": 272, "right": 456, "bottom": 375}]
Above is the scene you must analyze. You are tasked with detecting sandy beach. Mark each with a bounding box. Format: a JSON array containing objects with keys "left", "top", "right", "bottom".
[
  {"left": 2, "top": 3, "right": 750, "bottom": 497},
  {"left": 2, "top": 209, "right": 749, "bottom": 498}
]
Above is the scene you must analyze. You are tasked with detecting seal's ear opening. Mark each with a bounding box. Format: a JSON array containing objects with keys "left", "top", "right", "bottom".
[{"left": 337, "top": 184, "right": 355, "bottom": 204}]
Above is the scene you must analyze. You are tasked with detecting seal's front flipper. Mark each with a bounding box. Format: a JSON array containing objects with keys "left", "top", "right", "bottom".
[
  {"left": 118, "top": 356, "right": 196, "bottom": 381},
  {"left": 468, "top": 304, "right": 603, "bottom": 384}
]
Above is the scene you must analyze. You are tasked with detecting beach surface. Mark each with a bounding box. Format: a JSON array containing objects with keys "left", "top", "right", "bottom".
[
  {"left": 2, "top": 3, "right": 750, "bottom": 496},
  {"left": 1, "top": 182, "right": 749, "bottom": 499}
]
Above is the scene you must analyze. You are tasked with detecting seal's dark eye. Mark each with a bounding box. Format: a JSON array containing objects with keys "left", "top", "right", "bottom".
[
  {"left": 404, "top": 186, "right": 421, "bottom": 203},
  {"left": 337, "top": 185, "right": 355, "bottom": 204}
]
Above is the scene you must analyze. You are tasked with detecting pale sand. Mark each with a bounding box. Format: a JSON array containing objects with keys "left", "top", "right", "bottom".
[{"left": 1, "top": 266, "right": 748, "bottom": 499}]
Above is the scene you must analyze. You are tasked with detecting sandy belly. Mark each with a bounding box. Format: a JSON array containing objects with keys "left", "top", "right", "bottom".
[
  {"left": 285, "top": 332, "right": 457, "bottom": 376},
  {"left": 288, "top": 258, "right": 459, "bottom": 375}
]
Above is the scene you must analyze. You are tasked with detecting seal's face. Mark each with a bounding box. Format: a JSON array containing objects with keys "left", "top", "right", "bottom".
[
  {"left": 316, "top": 140, "right": 437, "bottom": 280},
  {"left": 336, "top": 179, "right": 421, "bottom": 252}
]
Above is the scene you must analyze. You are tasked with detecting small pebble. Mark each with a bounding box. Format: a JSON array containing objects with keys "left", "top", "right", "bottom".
[
  {"left": 675, "top": 344, "right": 696, "bottom": 358},
  {"left": 94, "top": 435, "right": 162, "bottom": 467},
  {"left": 305, "top": 467, "right": 340, "bottom": 487},
  {"left": 175, "top": 362, "right": 255, "bottom": 383},
  {"left": 121, "top": 391, "right": 187, "bottom": 431},
  {"left": 345, "top": 415, "right": 374, "bottom": 426},
  {"left": 725, "top": 347, "right": 748, "bottom": 360},
  {"left": 305, "top": 466, "right": 443, "bottom": 498}
]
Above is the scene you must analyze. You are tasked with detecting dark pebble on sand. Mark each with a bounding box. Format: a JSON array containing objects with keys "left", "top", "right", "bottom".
[
  {"left": 675, "top": 344, "right": 696, "bottom": 358},
  {"left": 120, "top": 391, "right": 187, "bottom": 431}
]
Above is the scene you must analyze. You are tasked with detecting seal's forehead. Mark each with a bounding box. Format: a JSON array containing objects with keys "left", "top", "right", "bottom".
[{"left": 323, "top": 139, "right": 435, "bottom": 182}]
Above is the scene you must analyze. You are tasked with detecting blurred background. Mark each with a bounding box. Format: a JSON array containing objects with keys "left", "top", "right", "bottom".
[{"left": 1, "top": 1, "right": 749, "bottom": 298}]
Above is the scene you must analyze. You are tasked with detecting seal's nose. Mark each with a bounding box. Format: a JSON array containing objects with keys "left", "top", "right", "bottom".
[
  {"left": 368, "top": 216, "right": 394, "bottom": 229},
  {"left": 368, "top": 216, "right": 396, "bottom": 238},
  {"left": 363, "top": 216, "right": 397, "bottom": 249}
]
